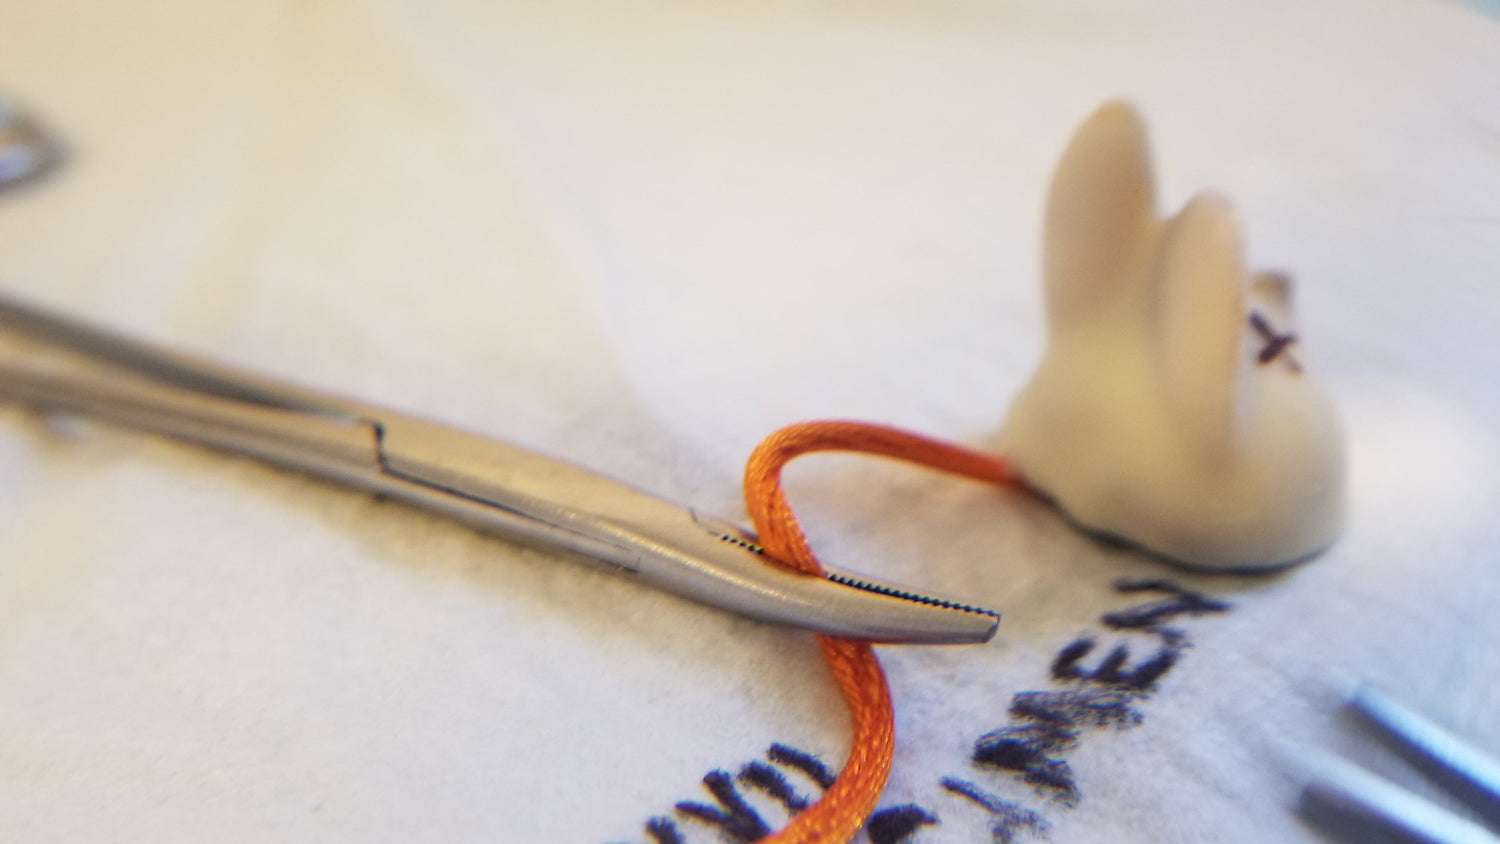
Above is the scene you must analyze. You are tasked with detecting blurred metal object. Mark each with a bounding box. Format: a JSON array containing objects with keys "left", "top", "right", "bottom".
[
  {"left": 0, "top": 97, "right": 62, "bottom": 190},
  {"left": 1300, "top": 685, "right": 1500, "bottom": 843},
  {"left": 1350, "top": 686, "right": 1500, "bottom": 832}
]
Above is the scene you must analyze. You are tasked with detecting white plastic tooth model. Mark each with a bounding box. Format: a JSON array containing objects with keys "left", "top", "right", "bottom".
[{"left": 1001, "top": 101, "right": 1345, "bottom": 570}]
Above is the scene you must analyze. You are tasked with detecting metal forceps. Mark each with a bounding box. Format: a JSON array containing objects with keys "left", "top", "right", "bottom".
[
  {"left": 1300, "top": 685, "right": 1500, "bottom": 843},
  {"left": 0, "top": 294, "right": 999, "bottom": 645}
]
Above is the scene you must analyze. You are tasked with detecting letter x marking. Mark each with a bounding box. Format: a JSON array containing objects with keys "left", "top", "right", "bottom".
[{"left": 1249, "top": 311, "right": 1302, "bottom": 373}]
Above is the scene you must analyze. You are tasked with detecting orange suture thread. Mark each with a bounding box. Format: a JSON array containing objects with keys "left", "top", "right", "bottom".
[{"left": 742, "top": 420, "right": 1015, "bottom": 843}]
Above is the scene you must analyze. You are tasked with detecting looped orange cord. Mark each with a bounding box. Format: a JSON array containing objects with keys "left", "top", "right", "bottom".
[{"left": 742, "top": 421, "right": 1016, "bottom": 843}]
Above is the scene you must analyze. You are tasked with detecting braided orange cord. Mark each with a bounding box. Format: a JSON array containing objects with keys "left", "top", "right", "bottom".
[{"left": 742, "top": 421, "right": 1015, "bottom": 843}]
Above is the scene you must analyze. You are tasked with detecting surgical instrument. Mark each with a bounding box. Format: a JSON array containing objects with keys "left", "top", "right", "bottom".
[
  {"left": 0, "top": 293, "right": 1000, "bottom": 644},
  {"left": 1300, "top": 684, "right": 1500, "bottom": 843}
]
